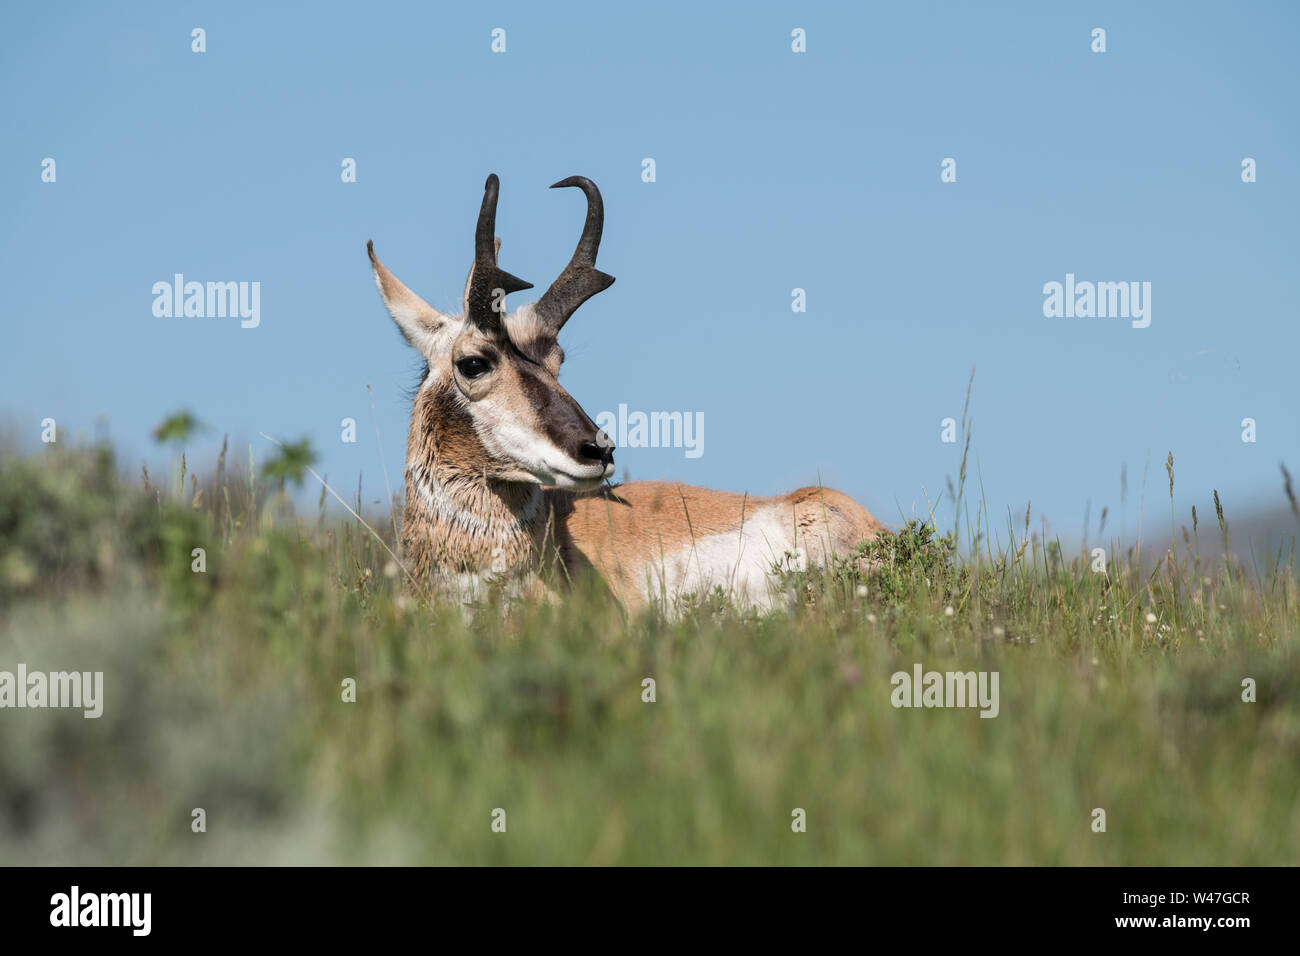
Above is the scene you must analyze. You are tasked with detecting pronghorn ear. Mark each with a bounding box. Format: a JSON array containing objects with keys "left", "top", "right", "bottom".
[{"left": 367, "top": 240, "right": 454, "bottom": 356}]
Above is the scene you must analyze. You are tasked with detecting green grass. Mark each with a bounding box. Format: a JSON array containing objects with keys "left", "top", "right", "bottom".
[{"left": 0, "top": 439, "right": 1297, "bottom": 865}]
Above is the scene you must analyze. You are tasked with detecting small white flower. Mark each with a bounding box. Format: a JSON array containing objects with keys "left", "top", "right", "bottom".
[
  {"left": 1145, "top": 612, "right": 1157, "bottom": 623},
  {"left": 856, "top": 584, "right": 868, "bottom": 597},
  {"left": 944, "top": 606, "right": 954, "bottom": 617},
  {"left": 866, "top": 613, "right": 877, "bottom": 624}
]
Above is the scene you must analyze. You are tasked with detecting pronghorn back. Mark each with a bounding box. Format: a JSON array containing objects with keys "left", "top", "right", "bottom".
[{"left": 561, "top": 482, "right": 883, "bottom": 611}]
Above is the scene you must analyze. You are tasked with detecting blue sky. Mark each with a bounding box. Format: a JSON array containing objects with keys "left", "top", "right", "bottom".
[{"left": 3, "top": 1, "right": 1297, "bottom": 550}]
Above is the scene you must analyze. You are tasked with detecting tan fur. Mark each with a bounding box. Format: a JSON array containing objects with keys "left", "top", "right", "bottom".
[{"left": 558, "top": 482, "right": 884, "bottom": 612}]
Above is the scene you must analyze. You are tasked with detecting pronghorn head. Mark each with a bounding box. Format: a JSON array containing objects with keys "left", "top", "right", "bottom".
[{"left": 368, "top": 174, "right": 616, "bottom": 491}]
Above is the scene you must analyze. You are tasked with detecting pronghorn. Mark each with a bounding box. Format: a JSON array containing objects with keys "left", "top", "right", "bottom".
[{"left": 367, "top": 174, "right": 883, "bottom": 611}]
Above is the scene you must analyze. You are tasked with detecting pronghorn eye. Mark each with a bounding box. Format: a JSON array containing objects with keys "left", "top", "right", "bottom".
[{"left": 456, "top": 357, "right": 491, "bottom": 379}]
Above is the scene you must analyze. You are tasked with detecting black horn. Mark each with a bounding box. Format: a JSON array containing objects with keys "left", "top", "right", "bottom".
[
  {"left": 464, "top": 174, "right": 532, "bottom": 335},
  {"left": 534, "top": 176, "right": 615, "bottom": 332}
]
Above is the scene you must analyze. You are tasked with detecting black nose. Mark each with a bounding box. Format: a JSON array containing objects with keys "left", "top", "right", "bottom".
[{"left": 579, "top": 440, "right": 614, "bottom": 466}]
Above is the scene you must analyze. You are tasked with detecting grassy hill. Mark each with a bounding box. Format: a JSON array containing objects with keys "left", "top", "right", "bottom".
[{"left": 1, "top": 440, "right": 1296, "bottom": 864}]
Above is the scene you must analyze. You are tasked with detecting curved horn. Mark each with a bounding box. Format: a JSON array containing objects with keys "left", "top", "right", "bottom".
[
  {"left": 534, "top": 176, "right": 615, "bottom": 333},
  {"left": 464, "top": 174, "right": 532, "bottom": 335}
]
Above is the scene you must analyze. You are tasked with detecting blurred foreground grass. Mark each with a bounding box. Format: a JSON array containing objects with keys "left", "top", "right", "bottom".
[{"left": 0, "top": 441, "right": 1297, "bottom": 864}]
